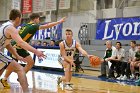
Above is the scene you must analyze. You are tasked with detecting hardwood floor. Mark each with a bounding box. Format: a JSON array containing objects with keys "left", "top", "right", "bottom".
[{"left": 0, "top": 69, "right": 139, "bottom": 93}]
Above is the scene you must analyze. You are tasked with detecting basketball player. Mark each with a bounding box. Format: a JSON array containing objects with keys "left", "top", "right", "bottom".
[
  {"left": 0, "top": 9, "right": 45, "bottom": 92},
  {"left": 1, "top": 13, "right": 66, "bottom": 88},
  {"left": 58, "top": 28, "right": 92, "bottom": 91}
]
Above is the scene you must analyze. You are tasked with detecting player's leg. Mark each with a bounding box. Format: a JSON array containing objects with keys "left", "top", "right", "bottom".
[
  {"left": 14, "top": 49, "right": 34, "bottom": 73},
  {"left": 59, "top": 61, "right": 71, "bottom": 82},
  {"left": 23, "top": 55, "right": 34, "bottom": 73},
  {"left": 130, "top": 62, "right": 136, "bottom": 79},
  {"left": 0, "top": 53, "right": 28, "bottom": 92},
  {"left": 7, "top": 60, "right": 29, "bottom": 92},
  {"left": 0, "top": 54, "right": 14, "bottom": 88},
  {"left": 0, "top": 68, "right": 5, "bottom": 76},
  {"left": 62, "top": 61, "right": 73, "bottom": 90},
  {"left": 58, "top": 60, "right": 73, "bottom": 81},
  {"left": 2, "top": 51, "right": 33, "bottom": 87},
  {"left": 64, "top": 62, "right": 71, "bottom": 83}
]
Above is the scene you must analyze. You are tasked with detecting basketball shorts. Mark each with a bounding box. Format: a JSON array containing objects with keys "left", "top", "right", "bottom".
[
  {"left": 58, "top": 55, "right": 74, "bottom": 71},
  {"left": 58, "top": 55, "right": 64, "bottom": 66},
  {"left": 0, "top": 52, "right": 13, "bottom": 70},
  {"left": 11, "top": 48, "right": 30, "bottom": 58}
]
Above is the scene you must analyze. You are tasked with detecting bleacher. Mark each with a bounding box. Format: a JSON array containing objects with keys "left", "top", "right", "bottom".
[{"left": 80, "top": 40, "right": 140, "bottom": 70}]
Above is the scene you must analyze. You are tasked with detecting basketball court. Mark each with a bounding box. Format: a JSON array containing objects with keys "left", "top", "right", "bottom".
[
  {"left": 0, "top": 69, "right": 139, "bottom": 93},
  {"left": 0, "top": 0, "right": 140, "bottom": 93}
]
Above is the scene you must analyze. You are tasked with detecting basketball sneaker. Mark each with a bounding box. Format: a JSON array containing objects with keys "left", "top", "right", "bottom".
[
  {"left": 121, "top": 75, "right": 127, "bottom": 80},
  {"left": 64, "top": 83, "right": 73, "bottom": 91},
  {"left": 57, "top": 77, "right": 62, "bottom": 85},
  {"left": 0, "top": 79, "right": 10, "bottom": 89},
  {"left": 116, "top": 75, "right": 123, "bottom": 80},
  {"left": 130, "top": 74, "right": 135, "bottom": 80}
]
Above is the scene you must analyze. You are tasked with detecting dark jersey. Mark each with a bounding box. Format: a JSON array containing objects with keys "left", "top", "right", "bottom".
[
  {"left": 12, "top": 22, "right": 39, "bottom": 48},
  {"left": 103, "top": 49, "right": 112, "bottom": 59},
  {"left": 135, "top": 51, "right": 140, "bottom": 61}
]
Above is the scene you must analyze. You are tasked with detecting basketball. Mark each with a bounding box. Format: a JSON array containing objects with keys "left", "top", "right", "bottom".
[{"left": 89, "top": 55, "right": 101, "bottom": 67}]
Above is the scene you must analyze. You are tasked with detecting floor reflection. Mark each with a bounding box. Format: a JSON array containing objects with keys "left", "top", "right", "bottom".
[{"left": 0, "top": 70, "right": 139, "bottom": 93}]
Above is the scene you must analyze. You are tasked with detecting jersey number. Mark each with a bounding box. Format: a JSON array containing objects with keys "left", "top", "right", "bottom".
[{"left": 67, "top": 51, "right": 72, "bottom": 56}]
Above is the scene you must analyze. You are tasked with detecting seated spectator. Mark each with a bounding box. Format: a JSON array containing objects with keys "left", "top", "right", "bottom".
[
  {"left": 48, "top": 40, "right": 55, "bottom": 46},
  {"left": 30, "top": 40, "right": 36, "bottom": 46},
  {"left": 118, "top": 41, "right": 137, "bottom": 80},
  {"left": 42, "top": 41, "right": 48, "bottom": 46},
  {"left": 106, "top": 42, "right": 125, "bottom": 79},
  {"left": 36, "top": 40, "right": 42, "bottom": 46},
  {"left": 98, "top": 40, "right": 116, "bottom": 78},
  {"left": 130, "top": 44, "right": 140, "bottom": 80}
]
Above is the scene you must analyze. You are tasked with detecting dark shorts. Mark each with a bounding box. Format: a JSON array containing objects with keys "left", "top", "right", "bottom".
[
  {"left": 11, "top": 48, "right": 30, "bottom": 59},
  {"left": 16, "top": 49, "right": 30, "bottom": 58}
]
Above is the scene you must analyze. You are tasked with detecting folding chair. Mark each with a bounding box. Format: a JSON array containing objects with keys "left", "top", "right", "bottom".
[
  {"left": 74, "top": 54, "right": 85, "bottom": 72},
  {"left": 134, "top": 67, "right": 140, "bottom": 79}
]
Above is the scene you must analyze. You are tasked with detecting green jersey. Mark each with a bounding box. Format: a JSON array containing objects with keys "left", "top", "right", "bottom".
[
  {"left": 12, "top": 22, "right": 39, "bottom": 48},
  {"left": 103, "top": 49, "right": 112, "bottom": 59},
  {"left": 135, "top": 51, "right": 140, "bottom": 61}
]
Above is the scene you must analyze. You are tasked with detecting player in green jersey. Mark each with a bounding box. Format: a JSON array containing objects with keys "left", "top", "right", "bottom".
[{"left": 1, "top": 13, "right": 66, "bottom": 88}]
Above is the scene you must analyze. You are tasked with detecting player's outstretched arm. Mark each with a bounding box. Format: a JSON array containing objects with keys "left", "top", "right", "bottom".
[
  {"left": 76, "top": 42, "right": 90, "bottom": 58},
  {"left": 6, "top": 44, "right": 20, "bottom": 58},
  {"left": 39, "top": 17, "right": 66, "bottom": 30},
  {"left": 5, "top": 44, "right": 27, "bottom": 61},
  {"left": 7, "top": 26, "right": 45, "bottom": 58}
]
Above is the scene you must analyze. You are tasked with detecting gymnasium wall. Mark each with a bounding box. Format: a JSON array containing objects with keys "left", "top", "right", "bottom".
[{"left": 0, "top": 0, "right": 140, "bottom": 70}]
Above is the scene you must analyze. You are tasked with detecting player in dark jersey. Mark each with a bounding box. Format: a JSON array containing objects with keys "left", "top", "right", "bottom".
[{"left": 2, "top": 13, "right": 66, "bottom": 88}]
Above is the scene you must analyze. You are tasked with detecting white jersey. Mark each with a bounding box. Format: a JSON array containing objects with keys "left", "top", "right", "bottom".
[
  {"left": 63, "top": 39, "right": 76, "bottom": 58},
  {"left": 0, "top": 21, "right": 13, "bottom": 50},
  {"left": 0, "top": 21, "right": 13, "bottom": 68}
]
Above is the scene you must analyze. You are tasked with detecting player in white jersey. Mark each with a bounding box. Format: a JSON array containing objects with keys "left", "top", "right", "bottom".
[
  {"left": 58, "top": 28, "right": 92, "bottom": 91},
  {"left": 0, "top": 9, "right": 45, "bottom": 93}
]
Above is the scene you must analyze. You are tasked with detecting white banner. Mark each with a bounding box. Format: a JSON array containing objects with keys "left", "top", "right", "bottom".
[
  {"left": 12, "top": 0, "right": 21, "bottom": 10},
  {"left": 59, "top": 0, "right": 70, "bottom": 9},
  {"left": 35, "top": 48, "right": 62, "bottom": 68},
  {"left": 33, "top": 0, "right": 44, "bottom": 12},
  {"left": 45, "top": 0, "right": 57, "bottom": 11}
]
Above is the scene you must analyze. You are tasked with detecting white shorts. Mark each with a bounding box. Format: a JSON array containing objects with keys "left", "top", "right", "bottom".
[
  {"left": 58, "top": 55, "right": 74, "bottom": 71},
  {"left": 58, "top": 55, "right": 64, "bottom": 66},
  {"left": 0, "top": 52, "right": 13, "bottom": 70}
]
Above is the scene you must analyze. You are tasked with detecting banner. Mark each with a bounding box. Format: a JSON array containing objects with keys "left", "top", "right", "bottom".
[
  {"left": 35, "top": 48, "right": 62, "bottom": 68},
  {"left": 12, "top": 0, "right": 21, "bottom": 10},
  {"left": 45, "top": 0, "right": 57, "bottom": 11},
  {"left": 22, "top": 0, "right": 32, "bottom": 14},
  {"left": 32, "top": 23, "right": 62, "bottom": 40},
  {"left": 96, "top": 17, "right": 140, "bottom": 40},
  {"left": 33, "top": 0, "right": 44, "bottom": 12},
  {"left": 59, "top": 0, "right": 70, "bottom": 9}
]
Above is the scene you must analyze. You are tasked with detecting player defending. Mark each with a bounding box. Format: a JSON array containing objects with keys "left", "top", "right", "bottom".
[
  {"left": 1, "top": 13, "right": 66, "bottom": 88},
  {"left": 0, "top": 9, "right": 45, "bottom": 92},
  {"left": 58, "top": 28, "right": 92, "bottom": 91}
]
